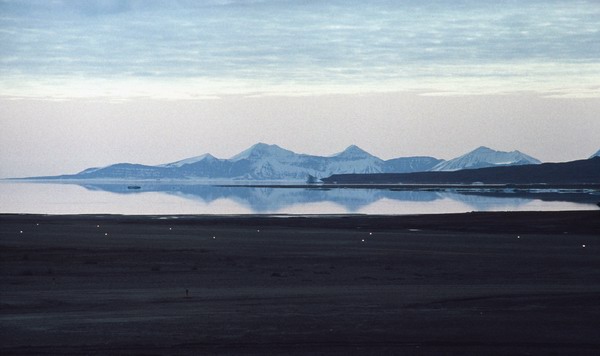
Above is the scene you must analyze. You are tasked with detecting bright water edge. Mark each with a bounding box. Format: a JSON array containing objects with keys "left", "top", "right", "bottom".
[{"left": 0, "top": 182, "right": 598, "bottom": 215}]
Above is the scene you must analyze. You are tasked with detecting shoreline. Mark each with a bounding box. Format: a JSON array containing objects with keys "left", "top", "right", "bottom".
[
  {"left": 2, "top": 210, "right": 600, "bottom": 235},
  {"left": 7, "top": 177, "right": 600, "bottom": 190}
]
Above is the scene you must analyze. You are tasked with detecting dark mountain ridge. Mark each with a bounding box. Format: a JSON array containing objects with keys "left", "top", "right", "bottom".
[{"left": 321, "top": 157, "right": 600, "bottom": 185}]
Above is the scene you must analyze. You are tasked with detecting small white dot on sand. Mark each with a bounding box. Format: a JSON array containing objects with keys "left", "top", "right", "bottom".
[
  {"left": 213, "top": 236, "right": 216, "bottom": 239},
  {"left": 169, "top": 228, "right": 172, "bottom": 231},
  {"left": 361, "top": 239, "right": 365, "bottom": 242},
  {"left": 369, "top": 232, "right": 372, "bottom": 236},
  {"left": 257, "top": 230, "right": 260, "bottom": 232},
  {"left": 96, "top": 225, "right": 100, "bottom": 228},
  {"left": 36, "top": 223, "right": 39, "bottom": 226},
  {"left": 517, "top": 236, "right": 520, "bottom": 239},
  {"left": 582, "top": 244, "right": 586, "bottom": 248},
  {"left": 19, "top": 230, "right": 23, "bottom": 234},
  {"left": 105, "top": 233, "right": 108, "bottom": 236}
]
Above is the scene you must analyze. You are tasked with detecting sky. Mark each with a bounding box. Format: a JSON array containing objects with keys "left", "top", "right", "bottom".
[{"left": 1, "top": 0, "right": 599, "bottom": 178}]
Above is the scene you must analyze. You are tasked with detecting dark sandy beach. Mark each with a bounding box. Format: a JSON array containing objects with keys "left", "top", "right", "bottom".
[{"left": 1, "top": 211, "right": 600, "bottom": 355}]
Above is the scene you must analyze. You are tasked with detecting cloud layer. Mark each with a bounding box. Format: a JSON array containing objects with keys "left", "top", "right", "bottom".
[{"left": 1, "top": 0, "right": 599, "bottom": 98}]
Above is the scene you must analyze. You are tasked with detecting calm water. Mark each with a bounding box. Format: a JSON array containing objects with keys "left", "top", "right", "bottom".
[{"left": 1, "top": 182, "right": 598, "bottom": 215}]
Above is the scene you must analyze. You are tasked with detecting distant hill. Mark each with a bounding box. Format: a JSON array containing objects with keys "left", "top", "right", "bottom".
[
  {"left": 22, "top": 143, "right": 545, "bottom": 181},
  {"left": 431, "top": 146, "right": 541, "bottom": 171},
  {"left": 322, "top": 157, "right": 600, "bottom": 185},
  {"left": 384, "top": 156, "right": 443, "bottom": 173}
]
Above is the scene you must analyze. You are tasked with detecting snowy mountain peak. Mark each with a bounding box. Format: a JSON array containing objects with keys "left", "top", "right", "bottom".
[
  {"left": 230, "top": 143, "right": 295, "bottom": 161},
  {"left": 472, "top": 146, "right": 527, "bottom": 157},
  {"left": 472, "top": 146, "right": 494, "bottom": 153},
  {"left": 160, "top": 153, "right": 217, "bottom": 168},
  {"left": 431, "top": 147, "right": 541, "bottom": 171},
  {"left": 333, "top": 145, "right": 375, "bottom": 159},
  {"left": 590, "top": 149, "right": 600, "bottom": 159}
]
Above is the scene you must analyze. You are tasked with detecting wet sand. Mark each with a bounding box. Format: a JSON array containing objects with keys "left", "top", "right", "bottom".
[{"left": 1, "top": 211, "right": 600, "bottom": 355}]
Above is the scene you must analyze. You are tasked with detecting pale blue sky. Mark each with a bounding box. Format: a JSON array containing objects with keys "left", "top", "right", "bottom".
[{"left": 1, "top": 0, "right": 599, "bottom": 177}]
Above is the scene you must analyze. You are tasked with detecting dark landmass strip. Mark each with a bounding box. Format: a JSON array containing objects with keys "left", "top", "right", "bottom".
[
  {"left": 2, "top": 212, "right": 600, "bottom": 355},
  {"left": 322, "top": 156, "right": 600, "bottom": 184}
]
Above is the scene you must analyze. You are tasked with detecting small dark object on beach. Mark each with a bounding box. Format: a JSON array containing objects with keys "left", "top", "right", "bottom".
[{"left": 185, "top": 289, "right": 189, "bottom": 297}]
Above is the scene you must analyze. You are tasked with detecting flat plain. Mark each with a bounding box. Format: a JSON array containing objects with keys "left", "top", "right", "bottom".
[{"left": 1, "top": 212, "right": 599, "bottom": 355}]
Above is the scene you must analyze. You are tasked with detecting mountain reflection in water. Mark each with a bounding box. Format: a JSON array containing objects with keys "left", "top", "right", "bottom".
[{"left": 77, "top": 183, "right": 599, "bottom": 214}]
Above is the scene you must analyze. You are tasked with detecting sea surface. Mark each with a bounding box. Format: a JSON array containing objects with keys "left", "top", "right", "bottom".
[{"left": 1, "top": 182, "right": 598, "bottom": 215}]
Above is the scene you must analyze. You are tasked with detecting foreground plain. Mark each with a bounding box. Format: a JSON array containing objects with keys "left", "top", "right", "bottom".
[{"left": 1, "top": 212, "right": 600, "bottom": 355}]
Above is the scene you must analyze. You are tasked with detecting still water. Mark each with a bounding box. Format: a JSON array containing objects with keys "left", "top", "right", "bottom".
[{"left": 0, "top": 182, "right": 598, "bottom": 215}]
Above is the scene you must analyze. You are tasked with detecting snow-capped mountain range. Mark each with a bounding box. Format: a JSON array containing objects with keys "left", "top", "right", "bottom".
[{"left": 31, "top": 143, "right": 546, "bottom": 181}]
